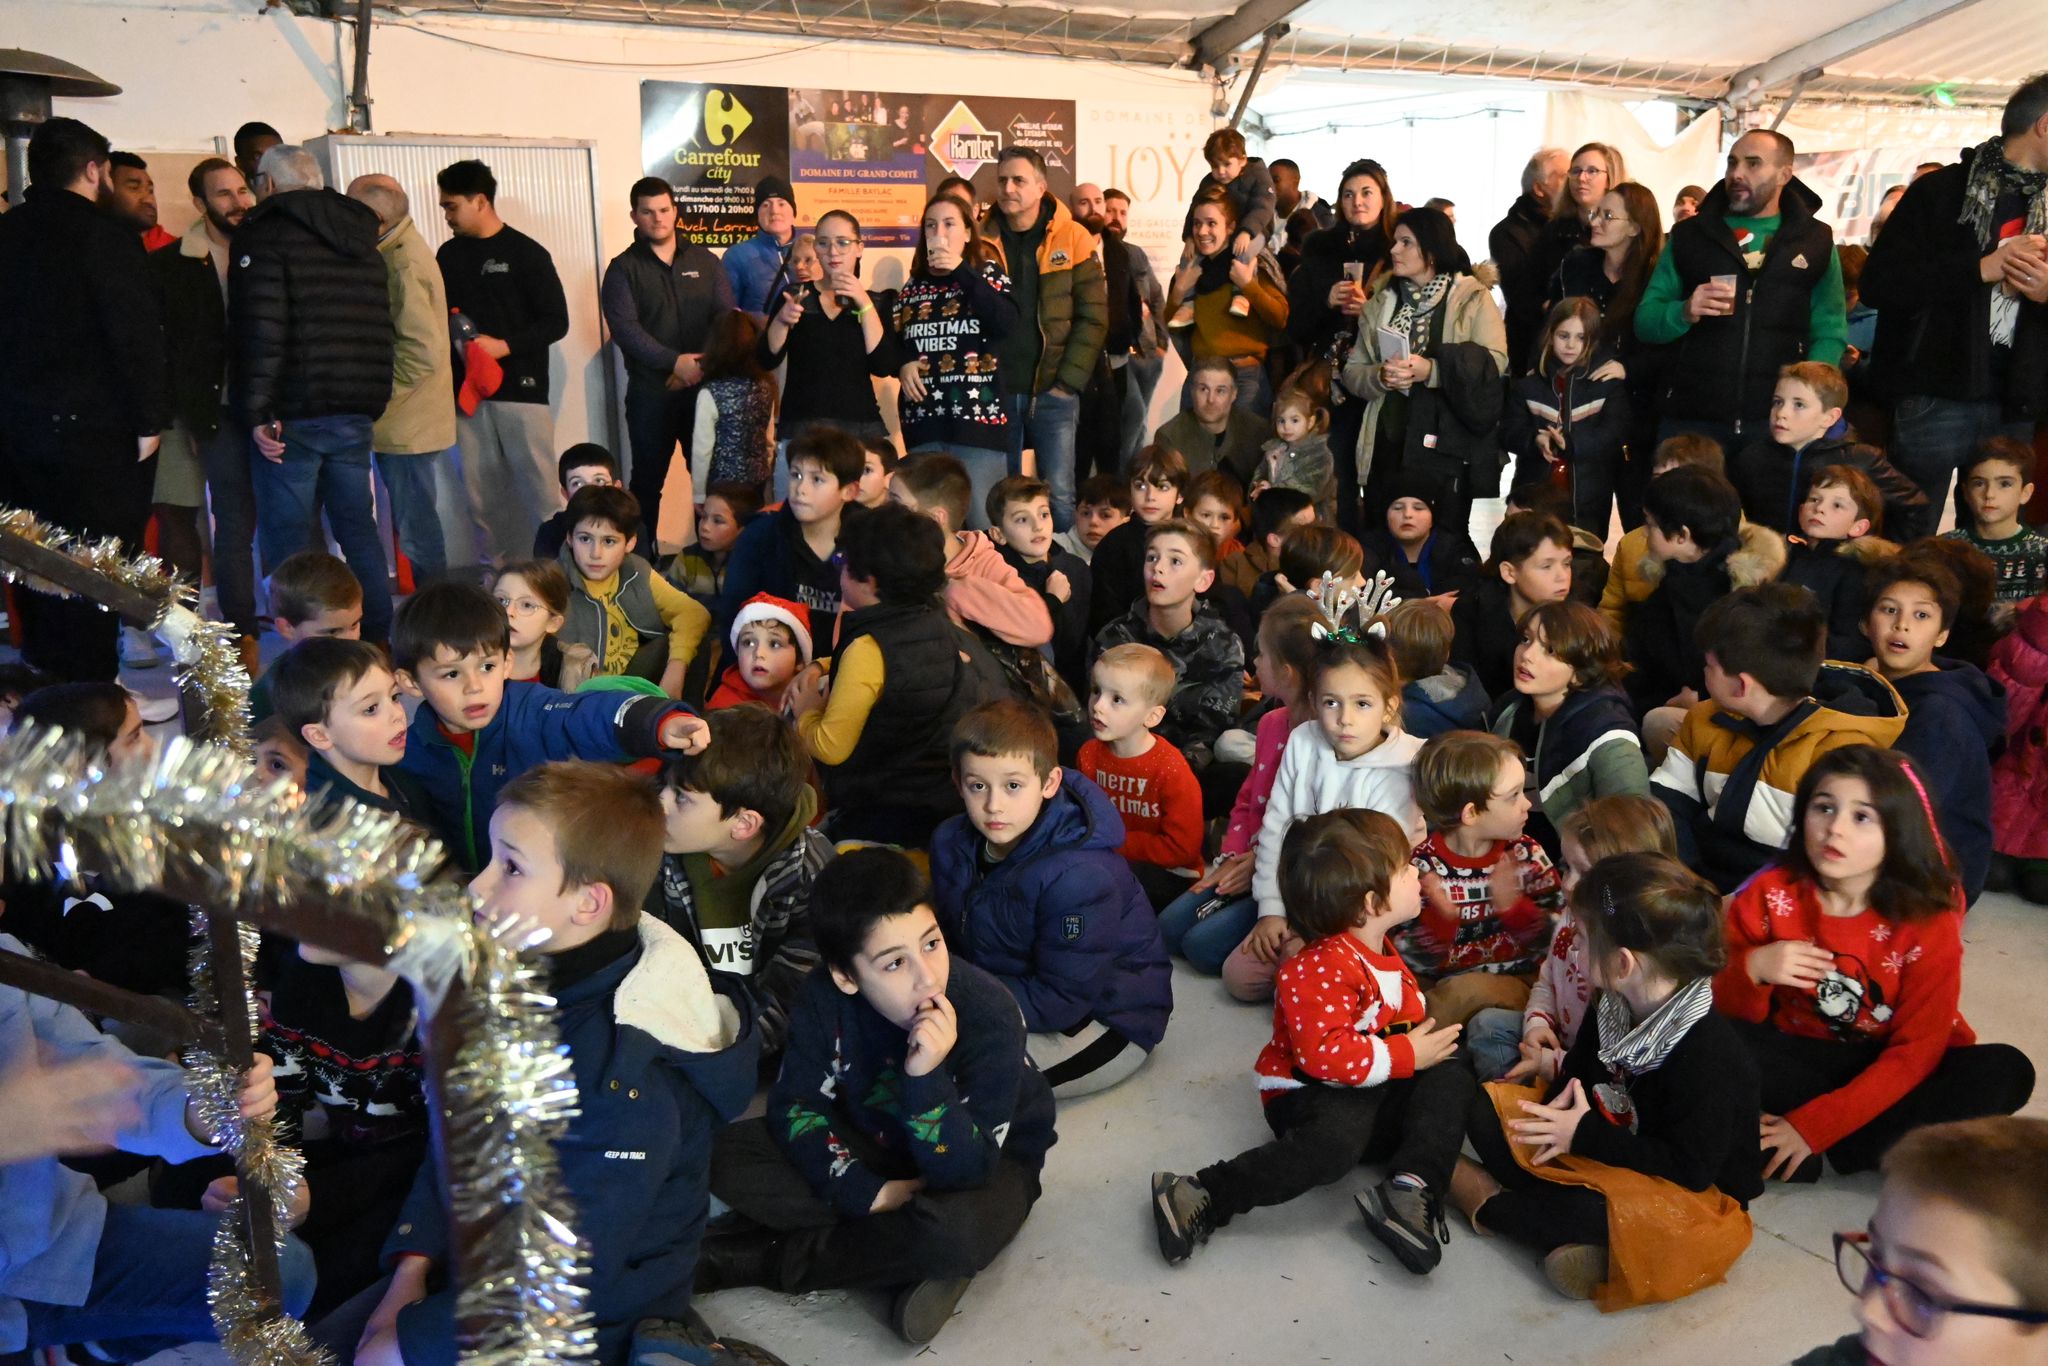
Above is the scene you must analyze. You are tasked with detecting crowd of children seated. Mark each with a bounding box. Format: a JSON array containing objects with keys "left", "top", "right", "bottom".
[{"left": 7, "top": 172, "right": 2048, "bottom": 1364}]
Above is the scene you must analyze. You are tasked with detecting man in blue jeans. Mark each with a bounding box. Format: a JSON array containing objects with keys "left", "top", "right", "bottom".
[
  {"left": 231, "top": 144, "right": 395, "bottom": 640},
  {"left": 983, "top": 147, "right": 1107, "bottom": 530},
  {"left": 1862, "top": 75, "right": 2048, "bottom": 537}
]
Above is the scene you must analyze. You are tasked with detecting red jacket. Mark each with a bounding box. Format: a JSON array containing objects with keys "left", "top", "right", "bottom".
[
  {"left": 1255, "top": 932, "right": 1428, "bottom": 1101},
  {"left": 1714, "top": 864, "right": 1973, "bottom": 1153},
  {"left": 1990, "top": 595, "right": 2048, "bottom": 859}
]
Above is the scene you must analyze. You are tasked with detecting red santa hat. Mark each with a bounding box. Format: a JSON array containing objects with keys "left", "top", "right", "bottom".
[{"left": 729, "top": 593, "right": 813, "bottom": 664}]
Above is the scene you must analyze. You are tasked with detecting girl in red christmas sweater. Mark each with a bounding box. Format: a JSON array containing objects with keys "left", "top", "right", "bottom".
[
  {"left": 1149, "top": 808, "right": 1476, "bottom": 1277},
  {"left": 1715, "top": 746, "right": 2036, "bottom": 1182}
]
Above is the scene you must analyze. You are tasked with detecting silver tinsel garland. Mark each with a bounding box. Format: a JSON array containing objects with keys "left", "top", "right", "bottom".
[{"left": 0, "top": 726, "right": 595, "bottom": 1364}]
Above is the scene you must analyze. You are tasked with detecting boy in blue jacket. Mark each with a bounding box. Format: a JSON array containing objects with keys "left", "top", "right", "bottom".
[
  {"left": 930, "top": 699, "right": 1172, "bottom": 1098},
  {"left": 1, "top": 923, "right": 313, "bottom": 1360},
  {"left": 704, "top": 848, "right": 1056, "bottom": 1347},
  {"left": 1862, "top": 551, "right": 2005, "bottom": 903},
  {"left": 389, "top": 582, "right": 710, "bottom": 870},
  {"left": 269, "top": 636, "right": 434, "bottom": 826},
  {"left": 350, "top": 762, "right": 758, "bottom": 1366}
]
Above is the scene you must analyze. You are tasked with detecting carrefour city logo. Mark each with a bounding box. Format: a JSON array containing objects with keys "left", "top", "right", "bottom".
[{"left": 706, "top": 89, "right": 753, "bottom": 146}]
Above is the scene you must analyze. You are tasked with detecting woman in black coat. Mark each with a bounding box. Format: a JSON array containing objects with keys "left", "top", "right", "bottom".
[{"left": 1285, "top": 157, "right": 1395, "bottom": 534}]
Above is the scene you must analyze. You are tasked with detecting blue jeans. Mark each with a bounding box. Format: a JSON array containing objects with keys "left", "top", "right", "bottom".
[
  {"left": 253, "top": 414, "right": 393, "bottom": 640},
  {"left": 376, "top": 447, "right": 452, "bottom": 583},
  {"left": 1889, "top": 395, "right": 2032, "bottom": 540},
  {"left": 909, "top": 441, "right": 1007, "bottom": 530},
  {"left": 1465, "top": 1006, "right": 1526, "bottom": 1082},
  {"left": 1006, "top": 388, "right": 1082, "bottom": 530},
  {"left": 1158, "top": 890, "right": 1256, "bottom": 975},
  {"left": 21, "top": 1203, "right": 315, "bottom": 1358},
  {"left": 1121, "top": 352, "right": 1166, "bottom": 467}
]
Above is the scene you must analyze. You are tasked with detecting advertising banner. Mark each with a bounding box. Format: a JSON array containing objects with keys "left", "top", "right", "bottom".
[{"left": 645, "top": 80, "right": 1074, "bottom": 247}]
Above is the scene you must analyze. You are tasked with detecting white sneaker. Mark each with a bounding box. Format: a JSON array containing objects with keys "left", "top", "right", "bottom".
[{"left": 120, "top": 626, "right": 165, "bottom": 669}]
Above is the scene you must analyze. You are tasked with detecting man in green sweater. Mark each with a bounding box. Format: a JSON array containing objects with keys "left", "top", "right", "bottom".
[{"left": 1636, "top": 129, "right": 1845, "bottom": 456}]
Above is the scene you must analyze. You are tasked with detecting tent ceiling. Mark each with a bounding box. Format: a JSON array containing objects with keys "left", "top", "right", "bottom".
[{"left": 368, "top": 0, "right": 2024, "bottom": 106}]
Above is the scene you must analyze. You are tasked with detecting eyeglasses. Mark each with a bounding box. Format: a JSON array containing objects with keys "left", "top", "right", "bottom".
[
  {"left": 1834, "top": 1232, "right": 2048, "bottom": 1339},
  {"left": 1591, "top": 210, "right": 1629, "bottom": 223},
  {"left": 817, "top": 236, "right": 859, "bottom": 251},
  {"left": 1568, "top": 166, "right": 1607, "bottom": 178}
]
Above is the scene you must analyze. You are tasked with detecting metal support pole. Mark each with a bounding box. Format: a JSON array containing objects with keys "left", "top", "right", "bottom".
[
  {"left": 347, "top": 0, "right": 375, "bottom": 134},
  {"left": 1229, "top": 24, "right": 1286, "bottom": 132}
]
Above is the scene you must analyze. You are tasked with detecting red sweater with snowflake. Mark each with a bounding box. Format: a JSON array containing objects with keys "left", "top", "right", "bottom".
[
  {"left": 1254, "top": 932, "right": 1429, "bottom": 1101},
  {"left": 1076, "top": 735, "right": 1204, "bottom": 875},
  {"left": 1713, "top": 864, "right": 1974, "bottom": 1154},
  {"left": 1395, "top": 832, "right": 1564, "bottom": 978}
]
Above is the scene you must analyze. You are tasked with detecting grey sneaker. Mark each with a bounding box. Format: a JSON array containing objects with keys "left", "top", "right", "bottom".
[
  {"left": 1543, "top": 1243, "right": 1607, "bottom": 1300},
  {"left": 1356, "top": 1178, "right": 1448, "bottom": 1274},
  {"left": 1151, "top": 1170, "right": 1215, "bottom": 1265},
  {"left": 890, "top": 1276, "right": 971, "bottom": 1345}
]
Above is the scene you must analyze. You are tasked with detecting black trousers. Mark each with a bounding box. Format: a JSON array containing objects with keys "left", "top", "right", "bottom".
[
  {"left": 1730, "top": 1019, "right": 2036, "bottom": 1174},
  {"left": 1330, "top": 396, "right": 1367, "bottom": 539},
  {"left": 624, "top": 381, "right": 699, "bottom": 548},
  {"left": 1196, "top": 1062, "right": 1477, "bottom": 1225},
  {"left": 1465, "top": 1084, "right": 1610, "bottom": 1250},
  {"left": 708, "top": 1115, "right": 1041, "bottom": 1293},
  {"left": 0, "top": 411, "right": 155, "bottom": 681}
]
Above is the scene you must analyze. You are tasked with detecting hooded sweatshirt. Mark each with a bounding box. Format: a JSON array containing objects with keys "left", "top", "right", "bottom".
[
  {"left": 1252, "top": 725, "right": 1427, "bottom": 921},
  {"left": 386, "top": 918, "right": 755, "bottom": 1365},
  {"left": 1889, "top": 658, "right": 2005, "bottom": 903},
  {"left": 930, "top": 772, "right": 1173, "bottom": 1049},
  {"left": 1652, "top": 662, "right": 1907, "bottom": 893},
  {"left": 945, "top": 530, "right": 1054, "bottom": 648},
  {"left": 1402, "top": 664, "right": 1490, "bottom": 739},
  {"left": 1488, "top": 683, "right": 1649, "bottom": 842}
]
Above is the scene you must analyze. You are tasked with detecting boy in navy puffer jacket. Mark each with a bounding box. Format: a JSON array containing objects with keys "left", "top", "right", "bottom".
[{"left": 930, "top": 700, "right": 1172, "bottom": 1099}]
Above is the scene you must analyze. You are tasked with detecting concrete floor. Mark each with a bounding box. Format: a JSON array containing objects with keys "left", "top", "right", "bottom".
[{"left": 127, "top": 871, "right": 2047, "bottom": 1366}]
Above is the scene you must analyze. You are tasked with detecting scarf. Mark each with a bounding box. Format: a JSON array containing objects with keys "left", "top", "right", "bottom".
[
  {"left": 1389, "top": 273, "right": 1454, "bottom": 353},
  {"left": 1191, "top": 246, "right": 1237, "bottom": 297},
  {"left": 1961, "top": 136, "right": 2048, "bottom": 349},
  {"left": 1589, "top": 976, "right": 1715, "bottom": 1132}
]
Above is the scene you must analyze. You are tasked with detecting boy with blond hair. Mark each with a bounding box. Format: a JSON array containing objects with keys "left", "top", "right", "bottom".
[{"left": 1077, "top": 643, "right": 1204, "bottom": 906}]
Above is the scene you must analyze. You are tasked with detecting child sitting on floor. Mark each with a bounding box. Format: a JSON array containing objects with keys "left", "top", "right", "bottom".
[
  {"left": 1990, "top": 592, "right": 2048, "bottom": 905},
  {"left": 1781, "top": 464, "right": 1896, "bottom": 661},
  {"left": 931, "top": 700, "right": 1173, "bottom": 1098},
  {"left": 1484, "top": 600, "right": 1648, "bottom": 853},
  {"left": 268, "top": 637, "right": 430, "bottom": 824},
  {"left": 1158, "top": 595, "right": 1322, "bottom": 978},
  {"left": 655, "top": 703, "right": 831, "bottom": 1063},
  {"left": 1452, "top": 851, "right": 1762, "bottom": 1308},
  {"left": 1451, "top": 511, "right": 1575, "bottom": 699},
  {"left": 1715, "top": 746, "right": 2035, "bottom": 1183},
  {"left": 1398, "top": 730, "right": 1566, "bottom": 1027},
  {"left": 252, "top": 714, "right": 309, "bottom": 791},
  {"left": 1078, "top": 644, "right": 1205, "bottom": 908},
  {"left": 1598, "top": 433, "right": 1734, "bottom": 635},
  {"left": 555, "top": 483, "right": 711, "bottom": 698},
  {"left": 855, "top": 438, "right": 899, "bottom": 511},
  {"left": 534, "top": 442, "right": 621, "bottom": 560},
  {"left": 1732, "top": 362, "right": 1926, "bottom": 540},
  {"left": 1383, "top": 599, "right": 1487, "bottom": 739},
  {"left": 1463, "top": 794, "right": 1676, "bottom": 1082},
  {"left": 1364, "top": 475, "right": 1482, "bottom": 607},
  {"left": 706, "top": 593, "right": 811, "bottom": 712},
  {"left": 1222, "top": 627, "right": 1425, "bottom": 1003},
  {"left": 1250, "top": 386, "right": 1337, "bottom": 523},
  {"left": 988, "top": 475, "right": 1093, "bottom": 698},
  {"left": 1184, "top": 469, "right": 1247, "bottom": 561},
  {"left": 890, "top": 453, "right": 1053, "bottom": 649},
  {"left": 1943, "top": 436, "right": 2048, "bottom": 607},
  {"left": 718, "top": 427, "right": 867, "bottom": 655},
  {"left": 702, "top": 849, "right": 1056, "bottom": 1347},
  {"left": 250, "top": 550, "right": 364, "bottom": 724},
  {"left": 1092, "top": 520, "right": 1247, "bottom": 772},
  {"left": 1059, "top": 472, "right": 1131, "bottom": 565},
  {"left": 1216, "top": 486, "right": 1313, "bottom": 601},
  {"left": 1090, "top": 445, "right": 1188, "bottom": 634},
  {"left": 493, "top": 559, "right": 586, "bottom": 690},
  {"left": 669, "top": 481, "right": 762, "bottom": 605},
  {"left": 1149, "top": 809, "right": 1474, "bottom": 1274},
  {"left": 1794, "top": 1116, "right": 2048, "bottom": 1366}
]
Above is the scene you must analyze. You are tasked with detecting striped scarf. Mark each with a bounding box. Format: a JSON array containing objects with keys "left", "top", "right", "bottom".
[
  {"left": 1595, "top": 976, "right": 1714, "bottom": 1081},
  {"left": 1961, "top": 136, "right": 2048, "bottom": 349}
]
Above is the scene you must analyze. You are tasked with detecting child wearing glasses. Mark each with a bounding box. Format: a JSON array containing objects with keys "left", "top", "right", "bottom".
[{"left": 1799, "top": 1116, "right": 2048, "bottom": 1366}]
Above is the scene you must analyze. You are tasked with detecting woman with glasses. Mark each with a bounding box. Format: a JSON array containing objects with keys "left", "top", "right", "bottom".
[
  {"left": 759, "top": 209, "right": 899, "bottom": 459},
  {"left": 1529, "top": 143, "right": 1627, "bottom": 323},
  {"left": 1286, "top": 157, "right": 1396, "bottom": 534},
  {"left": 1798, "top": 1116, "right": 2048, "bottom": 1365}
]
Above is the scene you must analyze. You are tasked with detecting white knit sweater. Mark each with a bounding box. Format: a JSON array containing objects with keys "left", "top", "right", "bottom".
[{"left": 1252, "top": 725, "right": 1426, "bottom": 919}]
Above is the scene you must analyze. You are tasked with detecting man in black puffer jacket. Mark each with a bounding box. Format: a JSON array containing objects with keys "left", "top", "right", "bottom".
[{"left": 232, "top": 144, "right": 395, "bottom": 639}]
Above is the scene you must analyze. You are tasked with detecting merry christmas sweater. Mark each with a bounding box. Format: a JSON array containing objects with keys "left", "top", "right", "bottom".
[
  {"left": 1255, "top": 932, "right": 1430, "bottom": 1101},
  {"left": 1396, "top": 832, "right": 1564, "bottom": 979},
  {"left": 1076, "top": 735, "right": 1203, "bottom": 875},
  {"left": 1713, "top": 863, "right": 1974, "bottom": 1154}
]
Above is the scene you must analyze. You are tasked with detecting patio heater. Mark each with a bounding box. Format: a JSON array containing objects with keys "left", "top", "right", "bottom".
[{"left": 1, "top": 49, "right": 121, "bottom": 207}]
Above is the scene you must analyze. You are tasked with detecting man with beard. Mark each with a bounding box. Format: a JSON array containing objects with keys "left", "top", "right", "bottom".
[
  {"left": 107, "top": 151, "right": 176, "bottom": 252},
  {"left": 0, "top": 117, "right": 168, "bottom": 682},
  {"left": 1070, "top": 182, "right": 1141, "bottom": 486},
  {"left": 1637, "top": 128, "right": 1846, "bottom": 455},
  {"left": 1104, "top": 188, "right": 1171, "bottom": 464},
  {"left": 1269, "top": 158, "right": 1333, "bottom": 254}
]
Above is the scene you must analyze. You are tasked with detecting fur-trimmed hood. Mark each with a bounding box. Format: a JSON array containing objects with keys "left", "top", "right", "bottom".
[{"left": 1638, "top": 519, "right": 1786, "bottom": 590}]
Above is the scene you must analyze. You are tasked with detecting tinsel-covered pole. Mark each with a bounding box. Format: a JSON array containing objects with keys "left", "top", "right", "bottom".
[
  {"left": 0, "top": 947, "right": 220, "bottom": 1050},
  {"left": 205, "top": 909, "right": 284, "bottom": 1306}
]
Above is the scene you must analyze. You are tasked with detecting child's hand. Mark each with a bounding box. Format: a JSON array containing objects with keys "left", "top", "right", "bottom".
[
  {"left": 1228, "top": 251, "right": 1256, "bottom": 289},
  {"left": 659, "top": 712, "right": 711, "bottom": 754},
  {"left": 1748, "top": 940, "right": 1835, "bottom": 991},
  {"left": 1232, "top": 230, "right": 1254, "bottom": 257},
  {"left": 358, "top": 1256, "right": 431, "bottom": 1366},
  {"left": 1663, "top": 687, "right": 1700, "bottom": 710},
  {"left": 658, "top": 660, "right": 688, "bottom": 702},
  {"left": 1760, "top": 1113, "right": 1816, "bottom": 1181},
  {"left": 870, "top": 1176, "right": 927, "bottom": 1213},
  {"left": 1487, "top": 857, "right": 1524, "bottom": 914},
  {"left": 1406, "top": 1017, "right": 1462, "bottom": 1070},
  {"left": 1242, "top": 915, "right": 1294, "bottom": 963},
  {"left": 189, "top": 1053, "right": 278, "bottom": 1140},
  {"left": 1522, "top": 1019, "right": 1561, "bottom": 1054},
  {"left": 1536, "top": 426, "right": 1564, "bottom": 462},
  {"left": 904, "top": 992, "right": 958, "bottom": 1077},
  {"left": 1510, "top": 1075, "right": 1590, "bottom": 1165},
  {"left": 204, "top": 1173, "right": 313, "bottom": 1228},
  {"left": 0, "top": 1054, "right": 141, "bottom": 1163},
  {"left": 1502, "top": 1038, "right": 1560, "bottom": 1084},
  {"left": 1418, "top": 870, "right": 1460, "bottom": 940},
  {"left": 1204, "top": 851, "right": 1255, "bottom": 898},
  {"left": 1046, "top": 570, "right": 1071, "bottom": 603},
  {"left": 557, "top": 643, "right": 599, "bottom": 692},
  {"left": 784, "top": 663, "right": 829, "bottom": 719}
]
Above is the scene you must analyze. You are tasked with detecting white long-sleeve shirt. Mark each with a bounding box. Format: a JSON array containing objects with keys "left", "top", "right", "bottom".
[{"left": 1252, "top": 725, "right": 1425, "bottom": 920}]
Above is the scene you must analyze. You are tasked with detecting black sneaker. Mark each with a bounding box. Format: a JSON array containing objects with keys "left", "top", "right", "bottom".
[
  {"left": 1151, "top": 1170, "right": 1215, "bottom": 1264},
  {"left": 890, "top": 1276, "right": 972, "bottom": 1345},
  {"left": 1356, "top": 1178, "right": 1448, "bottom": 1274},
  {"left": 692, "top": 1228, "right": 784, "bottom": 1294}
]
